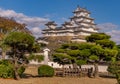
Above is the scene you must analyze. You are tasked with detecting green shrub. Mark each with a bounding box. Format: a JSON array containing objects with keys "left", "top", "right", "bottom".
[
  {"left": 107, "top": 62, "right": 120, "bottom": 84},
  {"left": 76, "top": 60, "right": 86, "bottom": 66},
  {"left": 18, "top": 66, "right": 25, "bottom": 77},
  {"left": 0, "top": 60, "right": 25, "bottom": 78},
  {"left": 28, "top": 54, "right": 44, "bottom": 62},
  {"left": 38, "top": 65, "right": 54, "bottom": 77},
  {"left": 0, "top": 60, "right": 14, "bottom": 78},
  {"left": 0, "top": 60, "right": 12, "bottom": 66}
]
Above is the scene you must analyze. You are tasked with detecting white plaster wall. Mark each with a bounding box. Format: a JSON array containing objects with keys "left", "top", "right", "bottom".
[
  {"left": 82, "top": 28, "right": 94, "bottom": 31},
  {"left": 49, "top": 25, "right": 56, "bottom": 29},
  {"left": 80, "top": 18, "right": 84, "bottom": 21},
  {"left": 71, "top": 39, "right": 86, "bottom": 42},
  {"left": 29, "top": 60, "right": 108, "bottom": 72},
  {"left": 48, "top": 62, "right": 74, "bottom": 68},
  {"left": 84, "top": 19, "right": 91, "bottom": 23},
  {"left": 81, "top": 65, "right": 108, "bottom": 72},
  {"left": 79, "top": 12, "right": 85, "bottom": 16},
  {"left": 81, "top": 23, "right": 89, "bottom": 26},
  {"left": 29, "top": 60, "right": 44, "bottom": 65},
  {"left": 81, "top": 28, "right": 98, "bottom": 33},
  {"left": 66, "top": 25, "right": 73, "bottom": 28},
  {"left": 48, "top": 62, "right": 62, "bottom": 68},
  {"left": 79, "top": 32, "right": 90, "bottom": 36},
  {"left": 37, "top": 40, "right": 49, "bottom": 44},
  {"left": 76, "top": 19, "right": 82, "bottom": 22}
]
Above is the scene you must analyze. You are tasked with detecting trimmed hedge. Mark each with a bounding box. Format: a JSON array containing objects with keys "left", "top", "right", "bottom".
[{"left": 38, "top": 65, "right": 54, "bottom": 77}]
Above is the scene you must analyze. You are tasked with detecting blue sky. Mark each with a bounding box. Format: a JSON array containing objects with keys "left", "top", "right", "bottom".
[{"left": 0, "top": 0, "right": 120, "bottom": 44}]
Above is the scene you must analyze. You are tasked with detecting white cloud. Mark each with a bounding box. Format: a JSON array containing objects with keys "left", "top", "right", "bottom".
[
  {"left": 61, "top": 17, "right": 68, "bottom": 22},
  {"left": 0, "top": 8, "right": 49, "bottom": 37},
  {"left": 97, "top": 23, "right": 118, "bottom": 32},
  {"left": 31, "top": 27, "right": 42, "bottom": 38},
  {"left": 97, "top": 23, "right": 120, "bottom": 44},
  {"left": 107, "top": 30, "right": 120, "bottom": 44}
]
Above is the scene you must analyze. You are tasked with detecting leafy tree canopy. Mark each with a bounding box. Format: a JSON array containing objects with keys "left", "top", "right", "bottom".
[
  {"left": 86, "top": 33, "right": 111, "bottom": 43},
  {"left": 4, "top": 32, "right": 34, "bottom": 50},
  {"left": 3, "top": 32, "right": 35, "bottom": 79},
  {"left": 52, "top": 33, "right": 118, "bottom": 78}
]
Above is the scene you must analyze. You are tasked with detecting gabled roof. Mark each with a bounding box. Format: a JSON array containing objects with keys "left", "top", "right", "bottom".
[
  {"left": 73, "top": 5, "right": 90, "bottom": 14},
  {"left": 45, "top": 21, "right": 57, "bottom": 26},
  {"left": 62, "top": 21, "right": 73, "bottom": 26}
]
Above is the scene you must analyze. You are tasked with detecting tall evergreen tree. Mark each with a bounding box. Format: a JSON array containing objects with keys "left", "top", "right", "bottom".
[
  {"left": 3, "top": 32, "right": 35, "bottom": 79},
  {"left": 52, "top": 33, "right": 118, "bottom": 78}
]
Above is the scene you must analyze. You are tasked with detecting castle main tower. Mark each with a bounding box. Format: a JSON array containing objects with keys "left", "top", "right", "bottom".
[{"left": 40, "top": 6, "right": 98, "bottom": 43}]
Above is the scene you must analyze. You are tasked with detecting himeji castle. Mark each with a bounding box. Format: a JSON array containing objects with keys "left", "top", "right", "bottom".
[{"left": 39, "top": 6, "right": 99, "bottom": 43}]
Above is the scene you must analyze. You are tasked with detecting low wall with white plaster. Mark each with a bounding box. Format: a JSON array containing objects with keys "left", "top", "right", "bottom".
[{"left": 81, "top": 65, "right": 108, "bottom": 72}]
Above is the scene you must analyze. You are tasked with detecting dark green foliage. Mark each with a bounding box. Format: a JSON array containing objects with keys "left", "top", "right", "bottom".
[
  {"left": 38, "top": 65, "right": 54, "bottom": 77},
  {"left": 37, "top": 55, "right": 44, "bottom": 62},
  {"left": 53, "top": 53, "right": 73, "bottom": 65},
  {"left": 52, "top": 43, "right": 94, "bottom": 66},
  {"left": 78, "top": 43, "right": 94, "bottom": 50},
  {"left": 107, "top": 62, "right": 120, "bottom": 74},
  {"left": 4, "top": 32, "right": 35, "bottom": 50},
  {"left": 117, "top": 45, "right": 120, "bottom": 61},
  {"left": 55, "top": 48, "right": 66, "bottom": 53},
  {"left": 0, "top": 60, "right": 25, "bottom": 78},
  {"left": 28, "top": 54, "right": 44, "bottom": 62},
  {"left": 18, "top": 66, "right": 25, "bottom": 77},
  {"left": 117, "top": 49, "right": 120, "bottom": 60},
  {"left": 117, "top": 45, "right": 120, "bottom": 49},
  {"left": 86, "top": 33, "right": 118, "bottom": 78},
  {"left": 89, "top": 55, "right": 99, "bottom": 61},
  {"left": 32, "top": 43, "right": 41, "bottom": 52},
  {"left": 105, "top": 49, "right": 118, "bottom": 57},
  {"left": 69, "top": 43, "right": 79, "bottom": 50},
  {"left": 0, "top": 60, "right": 14, "bottom": 78},
  {"left": 79, "top": 49, "right": 91, "bottom": 57},
  {"left": 61, "top": 44, "right": 69, "bottom": 49},
  {"left": 67, "top": 50, "right": 80, "bottom": 57},
  {"left": 52, "top": 33, "right": 118, "bottom": 78},
  {"left": 108, "top": 62, "right": 120, "bottom": 84},
  {"left": 91, "top": 45, "right": 104, "bottom": 56},
  {"left": 0, "top": 60, "right": 12, "bottom": 65},
  {"left": 40, "top": 43, "right": 47, "bottom": 48},
  {"left": 96, "top": 39, "right": 115, "bottom": 49},
  {"left": 86, "top": 33, "right": 111, "bottom": 42},
  {"left": 0, "top": 64, "right": 14, "bottom": 78},
  {"left": 103, "top": 49, "right": 118, "bottom": 62},
  {"left": 76, "top": 60, "right": 86, "bottom": 66},
  {"left": 3, "top": 32, "right": 35, "bottom": 79}
]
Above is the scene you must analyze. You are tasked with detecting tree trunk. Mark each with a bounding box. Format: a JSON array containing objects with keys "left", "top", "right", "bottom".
[
  {"left": 14, "top": 68, "right": 20, "bottom": 80},
  {"left": 116, "top": 73, "right": 120, "bottom": 84},
  {"left": 94, "top": 63, "right": 99, "bottom": 78},
  {"left": 14, "top": 55, "right": 20, "bottom": 80}
]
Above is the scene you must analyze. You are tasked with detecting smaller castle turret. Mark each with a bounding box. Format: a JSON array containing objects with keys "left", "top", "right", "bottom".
[
  {"left": 45, "top": 21, "right": 57, "bottom": 29},
  {"left": 62, "top": 21, "right": 73, "bottom": 28}
]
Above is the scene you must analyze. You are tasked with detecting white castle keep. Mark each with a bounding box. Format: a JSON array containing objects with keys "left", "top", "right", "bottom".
[{"left": 41, "top": 6, "right": 98, "bottom": 42}]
